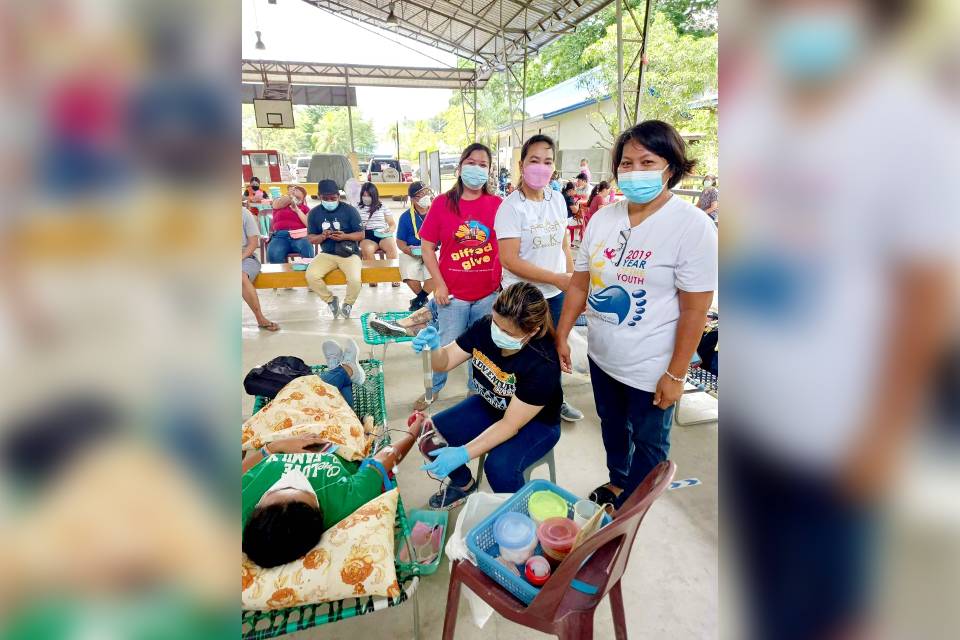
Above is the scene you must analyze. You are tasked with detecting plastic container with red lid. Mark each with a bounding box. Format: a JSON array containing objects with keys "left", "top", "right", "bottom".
[{"left": 537, "top": 517, "right": 579, "bottom": 563}]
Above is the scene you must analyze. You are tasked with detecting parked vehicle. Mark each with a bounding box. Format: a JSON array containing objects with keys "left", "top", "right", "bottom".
[
  {"left": 305, "top": 153, "right": 354, "bottom": 190},
  {"left": 439, "top": 156, "right": 460, "bottom": 176},
  {"left": 242, "top": 149, "right": 285, "bottom": 183},
  {"left": 366, "top": 158, "right": 405, "bottom": 183},
  {"left": 295, "top": 156, "right": 311, "bottom": 182}
]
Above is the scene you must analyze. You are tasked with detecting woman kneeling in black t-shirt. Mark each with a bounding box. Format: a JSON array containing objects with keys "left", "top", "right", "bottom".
[{"left": 412, "top": 282, "right": 563, "bottom": 509}]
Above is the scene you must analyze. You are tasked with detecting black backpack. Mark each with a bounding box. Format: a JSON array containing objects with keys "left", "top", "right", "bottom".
[{"left": 243, "top": 356, "right": 313, "bottom": 399}]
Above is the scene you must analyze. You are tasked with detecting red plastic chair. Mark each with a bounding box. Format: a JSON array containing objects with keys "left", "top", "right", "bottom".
[{"left": 441, "top": 461, "right": 676, "bottom": 640}]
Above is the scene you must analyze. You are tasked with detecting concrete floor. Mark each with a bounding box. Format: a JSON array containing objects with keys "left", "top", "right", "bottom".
[{"left": 243, "top": 245, "right": 719, "bottom": 639}]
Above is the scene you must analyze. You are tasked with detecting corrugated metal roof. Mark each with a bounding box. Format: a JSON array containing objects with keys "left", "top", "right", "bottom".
[
  {"left": 300, "top": 0, "right": 615, "bottom": 75},
  {"left": 523, "top": 67, "right": 605, "bottom": 118}
]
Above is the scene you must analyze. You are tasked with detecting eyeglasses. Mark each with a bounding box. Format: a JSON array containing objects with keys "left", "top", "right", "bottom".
[{"left": 614, "top": 228, "right": 632, "bottom": 267}]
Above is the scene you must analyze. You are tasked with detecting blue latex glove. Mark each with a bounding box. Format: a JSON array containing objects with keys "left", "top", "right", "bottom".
[
  {"left": 412, "top": 326, "right": 441, "bottom": 353},
  {"left": 419, "top": 445, "right": 469, "bottom": 479}
]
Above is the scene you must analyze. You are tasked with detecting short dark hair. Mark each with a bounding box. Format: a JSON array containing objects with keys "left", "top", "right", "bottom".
[
  {"left": 611, "top": 119, "right": 696, "bottom": 189},
  {"left": 563, "top": 181, "right": 575, "bottom": 193},
  {"left": 576, "top": 172, "right": 588, "bottom": 181},
  {"left": 520, "top": 134, "right": 555, "bottom": 162},
  {"left": 243, "top": 502, "right": 325, "bottom": 568}
]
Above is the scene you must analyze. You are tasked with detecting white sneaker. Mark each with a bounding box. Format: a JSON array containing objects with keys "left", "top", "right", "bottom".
[
  {"left": 342, "top": 338, "right": 365, "bottom": 385},
  {"left": 321, "top": 340, "right": 344, "bottom": 369}
]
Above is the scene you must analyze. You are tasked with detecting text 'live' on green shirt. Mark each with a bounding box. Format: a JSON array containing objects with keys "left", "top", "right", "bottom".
[{"left": 241, "top": 452, "right": 383, "bottom": 533}]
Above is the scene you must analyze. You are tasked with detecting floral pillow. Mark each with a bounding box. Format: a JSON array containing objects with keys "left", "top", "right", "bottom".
[
  {"left": 242, "top": 489, "right": 400, "bottom": 610},
  {"left": 241, "top": 374, "right": 372, "bottom": 460}
]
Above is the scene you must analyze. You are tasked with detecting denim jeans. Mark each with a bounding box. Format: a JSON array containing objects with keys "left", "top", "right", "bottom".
[
  {"left": 267, "top": 230, "right": 316, "bottom": 263},
  {"left": 429, "top": 292, "right": 497, "bottom": 395},
  {"left": 588, "top": 357, "right": 674, "bottom": 508},
  {"left": 320, "top": 366, "right": 354, "bottom": 410},
  {"left": 432, "top": 395, "right": 561, "bottom": 492}
]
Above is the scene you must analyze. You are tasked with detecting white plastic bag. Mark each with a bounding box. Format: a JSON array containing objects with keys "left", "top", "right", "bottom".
[
  {"left": 444, "top": 492, "right": 511, "bottom": 629},
  {"left": 568, "top": 326, "right": 590, "bottom": 375},
  {"left": 344, "top": 178, "right": 362, "bottom": 206}
]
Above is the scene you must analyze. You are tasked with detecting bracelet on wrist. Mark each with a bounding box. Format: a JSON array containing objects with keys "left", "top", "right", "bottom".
[
  {"left": 260, "top": 445, "right": 271, "bottom": 458},
  {"left": 664, "top": 370, "right": 685, "bottom": 383}
]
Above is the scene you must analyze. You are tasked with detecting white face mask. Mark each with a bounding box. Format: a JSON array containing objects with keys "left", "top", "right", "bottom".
[
  {"left": 417, "top": 196, "right": 432, "bottom": 210},
  {"left": 361, "top": 195, "right": 373, "bottom": 206},
  {"left": 256, "top": 468, "right": 318, "bottom": 507}
]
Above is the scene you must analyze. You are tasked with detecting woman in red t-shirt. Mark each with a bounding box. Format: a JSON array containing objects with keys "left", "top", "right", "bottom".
[
  {"left": 266, "top": 193, "right": 315, "bottom": 263},
  {"left": 584, "top": 180, "right": 611, "bottom": 227},
  {"left": 416, "top": 143, "right": 502, "bottom": 409}
]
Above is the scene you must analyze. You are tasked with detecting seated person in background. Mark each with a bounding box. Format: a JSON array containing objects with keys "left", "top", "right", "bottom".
[
  {"left": 549, "top": 170, "right": 562, "bottom": 192},
  {"left": 562, "top": 182, "right": 580, "bottom": 222},
  {"left": 242, "top": 207, "right": 279, "bottom": 331},
  {"left": 242, "top": 409, "right": 426, "bottom": 568},
  {"left": 696, "top": 174, "right": 719, "bottom": 222},
  {"left": 579, "top": 158, "right": 592, "bottom": 183},
  {"left": 412, "top": 282, "right": 563, "bottom": 509},
  {"left": 574, "top": 172, "right": 591, "bottom": 201},
  {"left": 584, "top": 181, "right": 611, "bottom": 227},
  {"left": 266, "top": 195, "right": 315, "bottom": 263},
  {"left": 306, "top": 179, "right": 364, "bottom": 319},
  {"left": 396, "top": 181, "right": 435, "bottom": 311},
  {"left": 504, "top": 182, "right": 515, "bottom": 196},
  {"left": 244, "top": 178, "right": 268, "bottom": 204},
  {"left": 288, "top": 185, "right": 310, "bottom": 214},
  {"left": 357, "top": 182, "right": 400, "bottom": 287}
]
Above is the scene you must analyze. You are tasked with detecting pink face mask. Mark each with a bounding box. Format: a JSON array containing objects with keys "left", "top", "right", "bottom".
[{"left": 522, "top": 163, "right": 553, "bottom": 190}]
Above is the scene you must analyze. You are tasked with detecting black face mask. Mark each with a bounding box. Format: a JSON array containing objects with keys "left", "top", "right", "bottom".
[{"left": 251, "top": 184, "right": 260, "bottom": 190}]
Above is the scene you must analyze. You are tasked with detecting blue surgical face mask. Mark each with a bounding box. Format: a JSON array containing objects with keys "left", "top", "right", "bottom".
[
  {"left": 617, "top": 167, "right": 668, "bottom": 204},
  {"left": 490, "top": 321, "right": 527, "bottom": 350},
  {"left": 768, "top": 11, "right": 865, "bottom": 83},
  {"left": 321, "top": 200, "right": 339, "bottom": 212},
  {"left": 460, "top": 164, "right": 489, "bottom": 189}
]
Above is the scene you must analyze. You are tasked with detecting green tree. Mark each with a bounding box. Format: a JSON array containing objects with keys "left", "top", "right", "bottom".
[
  {"left": 657, "top": 0, "right": 718, "bottom": 37},
  {"left": 582, "top": 9, "right": 717, "bottom": 172},
  {"left": 310, "top": 108, "right": 377, "bottom": 155},
  {"left": 523, "top": 16, "right": 608, "bottom": 96}
]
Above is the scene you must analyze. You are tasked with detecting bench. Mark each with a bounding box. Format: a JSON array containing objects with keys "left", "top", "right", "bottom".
[{"left": 254, "top": 259, "right": 401, "bottom": 289}]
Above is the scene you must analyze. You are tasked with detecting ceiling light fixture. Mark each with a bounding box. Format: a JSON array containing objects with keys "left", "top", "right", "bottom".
[{"left": 386, "top": 2, "right": 399, "bottom": 24}]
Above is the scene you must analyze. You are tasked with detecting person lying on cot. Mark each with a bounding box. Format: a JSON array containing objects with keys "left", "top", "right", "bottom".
[{"left": 242, "top": 412, "right": 426, "bottom": 568}]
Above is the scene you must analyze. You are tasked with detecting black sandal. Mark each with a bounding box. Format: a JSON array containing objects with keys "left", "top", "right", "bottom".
[{"left": 589, "top": 484, "right": 621, "bottom": 510}]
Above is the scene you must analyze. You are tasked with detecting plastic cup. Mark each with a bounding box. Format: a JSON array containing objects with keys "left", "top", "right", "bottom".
[{"left": 573, "top": 499, "right": 601, "bottom": 528}]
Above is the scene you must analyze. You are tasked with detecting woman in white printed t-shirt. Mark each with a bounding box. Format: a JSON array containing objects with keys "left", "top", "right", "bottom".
[
  {"left": 555, "top": 120, "right": 718, "bottom": 510},
  {"left": 495, "top": 133, "right": 584, "bottom": 423}
]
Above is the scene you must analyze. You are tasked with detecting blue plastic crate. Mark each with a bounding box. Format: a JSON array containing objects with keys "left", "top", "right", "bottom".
[{"left": 465, "top": 480, "right": 611, "bottom": 605}]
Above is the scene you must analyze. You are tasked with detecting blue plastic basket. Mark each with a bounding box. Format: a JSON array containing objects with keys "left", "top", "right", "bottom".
[{"left": 465, "top": 480, "right": 611, "bottom": 605}]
